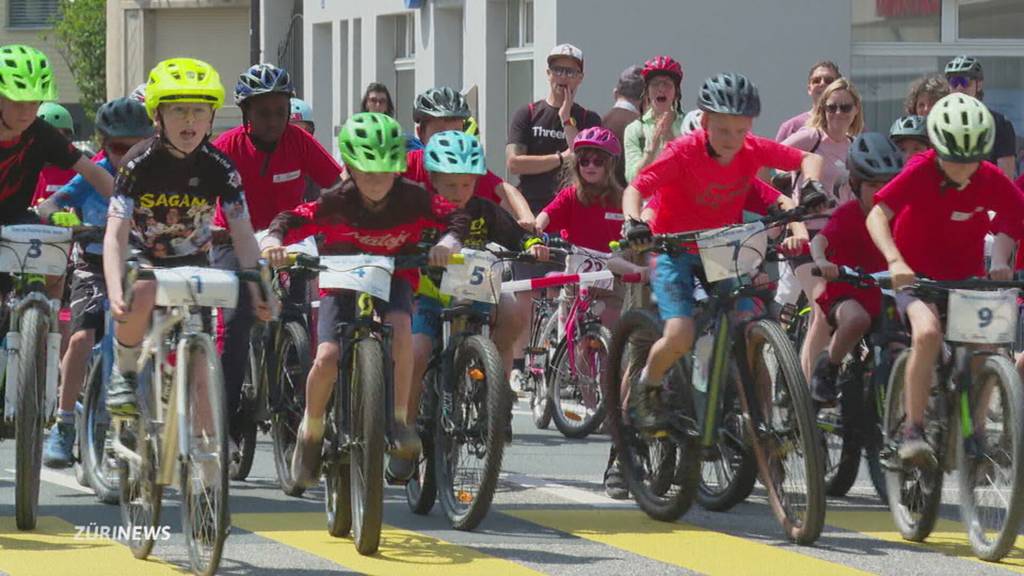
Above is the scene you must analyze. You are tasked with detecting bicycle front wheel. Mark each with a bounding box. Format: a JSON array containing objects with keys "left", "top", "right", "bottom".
[
  {"left": 15, "top": 306, "right": 47, "bottom": 530},
  {"left": 178, "top": 337, "right": 229, "bottom": 576},
  {"left": 271, "top": 321, "right": 310, "bottom": 497},
  {"left": 80, "top": 352, "right": 119, "bottom": 504},
  {"left": 550, "top": 325, "right": 610, "bottom": 439},
  {"left": 743, "top": 319, "right": 825, "bottom": 545},
  {"left": 350, "top": 338, "right": 385, "bottom": 556},
  {"left": 231, "top": 324, "right": 265, "bottom": 482},
  {"left": 957, "top": 353, "right": 1024, "bottom": 562},
  {"left": 118, "top": 359, "right": 163, "bottom": 559}
]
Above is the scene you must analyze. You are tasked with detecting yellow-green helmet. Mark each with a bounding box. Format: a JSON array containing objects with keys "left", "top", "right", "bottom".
[
  {"left": 144, "top": 58, "right": 225, "bottom": 119},
  {"left": 337, "top": 113, "right": 406, "bottom": 173},
  {"left": 926, "top": 93, "right": 994, "bottom": 163},
  {"left": 0, "top": 45, "right": 57, "bottom": 102}
]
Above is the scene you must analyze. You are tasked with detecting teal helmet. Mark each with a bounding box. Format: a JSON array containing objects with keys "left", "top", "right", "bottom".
[
  {"left": 424, "top": 130, "right": 486, "bottom": 175},
  {"left": 37, "top": 101, "right": 73, "bottom": 133}
]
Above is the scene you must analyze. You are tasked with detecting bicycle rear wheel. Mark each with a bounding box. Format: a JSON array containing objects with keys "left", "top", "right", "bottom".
[
  {"left": 271, "top": 321, "right": 310, "bottom": 497},
  {"left": 80, "top": 352, "right": 119, "bottom": 504},
  {"left": 743, "top": 319, "right": 825, "bottom": 545},
  {"left": 406, "top": 364, "right": 437, "bottom": 515},
  {"left": 884, "top": 349, "right": 943, "bottom": 542},
  {"left": 15, "top": 306, "right": 47, "bottom": 530},
  {"left": 529, "top": 308, "right": 558, "bottom": 429},
  {"left": 350, "top": 338, "right": 385, "bottom": 556},
  {"left": 118, "top": 360, "right": 163, "bottom": 559},
  {"left": 179, "top": 337, "right": 229, "bottom": 576},
  {"left": 957, "top": 354, "right": 1024, "bottom": 561},
  {"left": 550, "top": 325, "right": 610, "bottom": 439},
  {"left": 325, "top": 376, "right": 351, "bottom": 537},
  {"left": 435, "top": 335, "right": 509, "bottom": 530},
  {"left": 605, "top": 309, "right": 700, "bottom": 521},
  {"left": 697, "top": 360, "right": 757, "bottom": 512},
  {"left": 814, "top": 352, "right": 864, "bottom": 498}
]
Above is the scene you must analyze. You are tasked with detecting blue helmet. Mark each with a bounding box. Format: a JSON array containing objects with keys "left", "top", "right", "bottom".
[
  {"left": 234, "top": 63, "right": 294, "bottom": 106},
  {"left": 424, "top": 130, "right": 486, "bottom": 175},
  {"left": 290, "top": 97, "right": 313, "bottom": 123}
]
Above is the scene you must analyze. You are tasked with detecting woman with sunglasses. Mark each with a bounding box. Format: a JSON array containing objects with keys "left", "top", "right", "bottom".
[
  {"left": 779, "top": 77, "right": 865, "bottom": 382},
  {"left": 37, "top": 97, "right": 154, "bottom": 468}
]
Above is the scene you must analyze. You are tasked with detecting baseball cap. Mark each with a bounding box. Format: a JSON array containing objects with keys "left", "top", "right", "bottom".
[
  {"left": 616, "top": 65, "right": 644, "bottom": 100},
  {"left": 547, "top": 43, "right": 584, "bottom": 71}
]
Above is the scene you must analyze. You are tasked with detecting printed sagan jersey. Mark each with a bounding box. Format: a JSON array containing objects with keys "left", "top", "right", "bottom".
[{"left": 108, "top": 136, "right": 249, "bottom": 262}]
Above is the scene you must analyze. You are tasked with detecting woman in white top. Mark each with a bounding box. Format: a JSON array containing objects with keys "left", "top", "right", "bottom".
[{"left": 622, "top": 55, "right": 686, "bottom": 184}]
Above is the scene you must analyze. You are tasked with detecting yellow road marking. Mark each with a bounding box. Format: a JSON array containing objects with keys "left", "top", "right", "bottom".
[
  {"left": 0, "top": 516, "right": 182, "bottom": 575},
  {"left": 234, "top": 512, "right": 542, "bottom": 576},
  {"left": 828, "top": 510, "right": 1024, "bottom": 571},
  {"left": 506, "top": 509, "right": 871, "bottom": 576}
]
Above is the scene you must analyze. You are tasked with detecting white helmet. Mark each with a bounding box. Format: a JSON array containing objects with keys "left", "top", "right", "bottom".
[{"left": 681, "top": 109, "right": 703, "bottom": 135}]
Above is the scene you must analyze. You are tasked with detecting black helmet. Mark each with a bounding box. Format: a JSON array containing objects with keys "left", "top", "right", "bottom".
[
  {"left": 945, "top": 55, "right": 983, "bottom": 79},
  {"left": 95, "top": 97, "right": 154, "bottom": 139},
  {"left": 413, "top": 87, "right": 470, "bottom": 122},
  {"left": 848, "top": 132, "right": 904, "bottom": 183},
  {"left": 234, "top": 63, "right": 295, "bottom": 106},
  {"left": 889, "top": 115, "right": 928, "bottom": 142},
  {"left": 697, "top": 73, "right": 760, "bottom": 117}
]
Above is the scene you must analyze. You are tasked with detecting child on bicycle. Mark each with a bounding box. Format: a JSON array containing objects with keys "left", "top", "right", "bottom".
[
  {"left": 621, "top": 73, "right": 824, "bottom": 430},
  {"left": 39, "top": 97, "right": 154, "bottom": 467},
  {"left": 867, "top": 93, "right": 1024, "bottom": 462},
  {"left": 260, "top": 112, "right": 468, "bottom": 486},
  {"left": 809, "top": 133, "right": 905, "bottom": 404},
  {"left": 32, "top": 102, "right": 78, "bottom": 204},
  {"left": 888, "top": 115, "right": 930, "bottom": 160},
  {"left": 103, "top": 58, "right": 275, "bottom": 417}
]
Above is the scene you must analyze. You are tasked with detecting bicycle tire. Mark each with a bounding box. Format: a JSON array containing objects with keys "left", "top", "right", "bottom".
[
  {"left": 325, "top": 364, "right": 352, "bottom": 537},
  {"left": 80, "top": 352, "right": 119, "bottom": 504},
  {"left": 957, "top": 354, "right": 1024, "bottom": 561},
  {"left": 551, "top": 325, "right": 610, "bottom": 439},
  {"left": 814, "top": 352, "right": 863, "bottom": 498},
  {"left": 435, "top": 335, "right": 509, "bottom": 530},
  {"left": 743, "top": 319, "right": 825, "bottom": 545},
  {"left": 884, "top": 349, "right": 942, "bottom": 542},
  {"left": 179, "top": 337, "right": 229, "bottom": 576},
  {"left": 697, "top": 360, "right": 757, "bottom": 512},
  {"left": 271, "top": 321, "right": 310, "bottom": 497},
  {"left": 406, "top": 365, "right": 437, "bottom": 515},
  {"left": 231, "top": 326, "right": 265, "bottom": 482},
  {"left": 350, "top": 338, "right": 385, "bottom": 555},
  {"left": 119, "top": 359, "right": 163, "bottom": 559},
  {"left": 530, "top": 309, "right": 558, "bottom": 430},
  {"left": 604, "top": 309, "right": 700, "bottom": 522},
  {"left": 15, "top": 306, "right": 47, "bottom": 530}
]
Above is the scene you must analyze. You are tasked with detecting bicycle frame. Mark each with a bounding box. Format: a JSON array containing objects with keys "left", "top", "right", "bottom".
[{"left": 558, "top": 284, "right": 603, "bottom": 408}]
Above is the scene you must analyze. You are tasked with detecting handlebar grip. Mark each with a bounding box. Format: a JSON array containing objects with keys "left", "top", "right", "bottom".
[{"left": 448, "top": 253, "right": 465, "bottom": 265}]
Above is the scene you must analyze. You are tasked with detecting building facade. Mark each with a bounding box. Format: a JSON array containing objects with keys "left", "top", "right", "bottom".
[{"left": 301, "top": 0, "right": 1024, "bottom": 177}]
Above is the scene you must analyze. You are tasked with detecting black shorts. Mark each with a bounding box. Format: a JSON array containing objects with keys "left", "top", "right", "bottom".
[
  {"left": 316, "top": 278, "right": 414, "bottom": 345},
  {"left": 69, "top": 265, "right": 107, "bottom": 336}
]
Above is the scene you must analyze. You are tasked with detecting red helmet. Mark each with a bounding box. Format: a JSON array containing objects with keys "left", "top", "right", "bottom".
[
  {"left": 642, "top": 56, "right": 683, "bottom": 83},
  {"left": 573, "top": 126, "right": 621, "bottom": 157}
]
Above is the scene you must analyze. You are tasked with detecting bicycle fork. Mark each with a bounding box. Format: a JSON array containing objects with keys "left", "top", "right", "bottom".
[{"left": 2, "top": 296, "right": 62, "bottom": 422}]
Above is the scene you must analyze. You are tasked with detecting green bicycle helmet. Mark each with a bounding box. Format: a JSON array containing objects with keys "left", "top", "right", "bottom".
[
  {"left": 413, "top": 87, "right": 470, "bottom": 122},
  {"left": 37, "top": 102, "right": 73, "bottom": 133},
  {"left": 337, "top": 112, "right": 407, "bottom": 173},
  {"left": 0, "top": 45, "right": 57, "bottom": 102},
  {"left": 889, "top": 115, "right": 928, "bottom": 143},
  {"left": 945, "top": 55, "right": 984, "bottom": 79},
  {"left": 926, "top": 93, "right": 994, "bottom": 163},
  {"left": 424, "top": 130, "right": 486, "bottom": 175}
]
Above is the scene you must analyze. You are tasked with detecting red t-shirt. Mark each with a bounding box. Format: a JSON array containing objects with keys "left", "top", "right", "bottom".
[
  {"left": 212, "top": 124, "right": 342, "bottom": 230},
  {"left": 820, "top": 199, "right": 887, "bottom": 273},
  {"left": 32, "top": 165, "right": 75, "bottom": 204},
  {"left": 541, "top": 186, "right": 624, "bottom": 252},
  {"left": 1015, "top": 174, "right": 1024, "bottom": 270},
  {"left": 402, "top": 148, "right": 503, "bottom": 204},
  {"left": 875, "top": 149, "right": 1024, "bottom": 281},
  {"left": 633, "top": 130, "right": 803, "bottom": 234}
]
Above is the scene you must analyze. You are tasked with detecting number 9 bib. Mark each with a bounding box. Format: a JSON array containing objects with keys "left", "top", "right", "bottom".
[{"left": 946, "top": 288, "right": 1018, "bottom": 345}]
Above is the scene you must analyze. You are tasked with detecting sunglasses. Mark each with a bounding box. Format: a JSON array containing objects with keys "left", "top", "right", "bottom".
[
  {"left": 811, "top": 76, "right": 837, "bottom": 86},
  {"left": 947, "top": 75, "right": 971, "bottom": 89},
  {"left": 825, "top": 103, "right": 855, "bottom": 114},
  {"left": 550, "top": 66, "right": 582, "bottom": 79},
  {"left": 578, "top": 156, "right": 606, "bottom": 168},
  {"left": 105, "top": 142, "right": 134, "bottom": 155}
]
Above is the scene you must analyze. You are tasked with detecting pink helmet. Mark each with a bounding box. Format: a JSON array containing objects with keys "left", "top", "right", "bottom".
[
  {"left": 573, "top": 126, "right": 621, "bottom": 157},
  {"left": 642, "top": 55, "right": 683, "bottom": 84}
]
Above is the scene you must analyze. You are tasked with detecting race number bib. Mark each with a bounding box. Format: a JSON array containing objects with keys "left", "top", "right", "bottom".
[
  {"left": 565, "top": 247, "right": 612, "bottom": 290},
  {"left": 153, "top": 267, "right": 240, "bottom": 308},
  {"left": 946, "top": 289, "right": 1018, "bottom": 344},
  {"left": 696, "top": 222, "right": 767, "bottom": 284},
  {"left": 0, "top": 225, "right": 73, "bottom": 275},
  {"left": 440, "top": 249, "right": 500, "bottom": 304},
  {"left": 318, "top": 255, "right": 394, "bottom": 301}
]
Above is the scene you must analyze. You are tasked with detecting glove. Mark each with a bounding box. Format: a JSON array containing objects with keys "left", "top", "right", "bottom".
[
  {"left": 623, "top": 218, "right": 652, "bottom": 244},
  {"left": 798, "top": 180, "right": 828, "bottom": 210},
  {"left": 49, "top": 211, "right": 81, "bottom": 228}
]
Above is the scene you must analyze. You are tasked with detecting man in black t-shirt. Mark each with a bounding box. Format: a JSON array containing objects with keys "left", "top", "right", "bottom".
[
  {"left": 945, "top": 55, "right": 1017, "bottom": 178},
  {"left": 506, "top": 43, "right": 602, "bottom": 215}
]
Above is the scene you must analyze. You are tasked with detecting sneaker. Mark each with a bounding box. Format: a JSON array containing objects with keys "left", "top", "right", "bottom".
[
  {"left": 898, "top": 424, "right": 934, "bottom": 465},
  {"left": 603, "top": 459, "right": 629, "bottom": 500},
  {"left": 627, "top": 377, "right": 666, "bottom": 431},
  {"left": 290, "top": 419, "right": 324, "bottom": 489},
  {"left": 810, "top": 358, "right": 840, "bottom": 405},
  {"left": 106, "top": 369, "right": 138, "bottom": 416},
  {"left": 389, "top": 422, "right": 423, "bottom": 461},
  {"left": 42, "top": 421, "right": 75, "bottom": 468}
]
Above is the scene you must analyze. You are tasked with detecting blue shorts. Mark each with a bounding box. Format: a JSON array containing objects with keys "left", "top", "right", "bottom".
[
  {"left": 652, "top": 252, "right": 757, "bottom": 321},
  {"left": 412, "top": 295, "right": 494, "bottom": 339}
]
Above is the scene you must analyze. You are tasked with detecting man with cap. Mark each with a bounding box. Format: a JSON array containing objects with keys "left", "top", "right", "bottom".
[
  {"left": 603, "top": 64, "right": 644, "bottom": 187},
  {"left": 945, "top": 55, "right": 1017, "bottom": 178}
]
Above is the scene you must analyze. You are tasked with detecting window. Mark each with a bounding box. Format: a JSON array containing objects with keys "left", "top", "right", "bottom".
[
  {"left": 395, "top": 13, "right": 415, "bottom": 59},
  {"left": 506, "top": 59, "right": 533, "bottom": 128},
  {"left": 395, "top": 67, "right": 415, "bottom": 133},
  {"left": 851, "top": 0, "right": 941, "bottom": 42},
  {"left": 959, "top": 0, "right": 1024, "bottom": 40},
  {"left": 8, "top": 0, "right": 59, "bottom": 29},
  {"left": 507, "top": 0, "right": 534, "bottom": 48}
]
